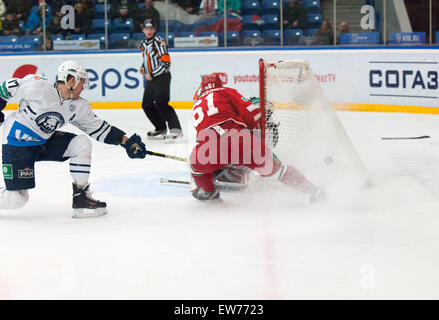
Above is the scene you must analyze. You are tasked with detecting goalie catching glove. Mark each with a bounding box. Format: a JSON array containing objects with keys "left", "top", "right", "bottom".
[{"left": 122, "top": 134, "right": 147, "bottom": 159}]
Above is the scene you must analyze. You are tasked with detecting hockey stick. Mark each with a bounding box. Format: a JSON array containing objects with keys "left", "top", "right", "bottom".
[
  {"left": 147, "top": 151, "right": 187, "bottom": 162},
  {"left": 160, "top": 178, "right": 190, "bottom": 185},
  {"left": 382, "top": 135, "right": 430, "bottom": 140}
]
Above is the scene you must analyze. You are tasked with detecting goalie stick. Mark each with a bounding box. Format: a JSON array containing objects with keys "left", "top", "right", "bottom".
[{"left": 160, "top": 178, "right": 248, "bottom": 192}]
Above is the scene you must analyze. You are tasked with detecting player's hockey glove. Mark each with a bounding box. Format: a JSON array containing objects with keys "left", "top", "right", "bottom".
[{"left": 123, "top": 134, "right": 147, "bottom": 159}]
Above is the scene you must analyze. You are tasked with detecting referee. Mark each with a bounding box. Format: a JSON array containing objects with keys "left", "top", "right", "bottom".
[{"left": 139, "top": 19, "right": 183, "bottom": 140}]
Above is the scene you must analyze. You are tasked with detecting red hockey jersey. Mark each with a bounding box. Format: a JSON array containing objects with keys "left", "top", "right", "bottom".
[{"left": 192, "top": 87, "right": 261, "bottom": 134}]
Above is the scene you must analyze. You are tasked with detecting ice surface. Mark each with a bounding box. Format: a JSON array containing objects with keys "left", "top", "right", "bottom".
[{"left": 1, "top": 109, "right": 439, "bottom": 299}]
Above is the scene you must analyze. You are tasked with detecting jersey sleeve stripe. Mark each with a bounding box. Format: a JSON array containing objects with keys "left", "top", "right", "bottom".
[
  {"left": 0, "top": 82, "right": 10, "bottom": 100},
  {"left": 89, "top": 121, "right": 106, "bottom": 136},
  {"left": 96, "top": 124, "right": 111, "bottom": 141}
]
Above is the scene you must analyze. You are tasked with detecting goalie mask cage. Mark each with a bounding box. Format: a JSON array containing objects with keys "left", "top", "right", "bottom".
[{"left": 259, "top": 59, "right": 370, "bottom": 189}]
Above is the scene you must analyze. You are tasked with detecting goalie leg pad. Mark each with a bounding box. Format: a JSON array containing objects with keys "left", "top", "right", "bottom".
[{"left": 277, "top": 164, "right": 316, "bottom": 194}]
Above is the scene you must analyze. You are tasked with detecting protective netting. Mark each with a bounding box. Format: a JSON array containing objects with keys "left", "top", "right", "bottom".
[{"left": 261, "top": 59, "right": 369, "bottom": 188}]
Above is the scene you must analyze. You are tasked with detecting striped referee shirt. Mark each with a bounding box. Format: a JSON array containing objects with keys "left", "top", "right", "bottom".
[{"left": 140, "top": 34, "right": 171, "bottom": 78}]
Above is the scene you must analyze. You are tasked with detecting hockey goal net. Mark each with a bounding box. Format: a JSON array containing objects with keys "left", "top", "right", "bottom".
[{"left": 259, "top": 59, "right": 370, "bottom": 189}]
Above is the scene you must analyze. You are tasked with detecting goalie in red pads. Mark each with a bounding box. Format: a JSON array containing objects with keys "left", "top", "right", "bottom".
[{"left": 190, "top": 73, "right": 324, "bottom": 202}]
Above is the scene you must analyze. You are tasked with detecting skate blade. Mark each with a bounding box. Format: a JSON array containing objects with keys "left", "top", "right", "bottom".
[
  {"left": 164, "top": 135, "right": 184, "bottom": 144},
  {"left": 72, "top": 207, "right": 108, "bottom": 219},
  {"left": 147, "top": 135, "right": 166, "bottom": 140}
]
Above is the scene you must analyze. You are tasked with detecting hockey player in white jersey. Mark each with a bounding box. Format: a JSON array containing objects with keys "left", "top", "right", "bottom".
[{"left": 0, "top": 61, "right": 148, "bottom": 218}]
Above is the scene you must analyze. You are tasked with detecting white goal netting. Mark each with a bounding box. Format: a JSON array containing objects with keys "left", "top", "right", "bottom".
[{"left": 259, "top": 59, "right": 370, "bottom": 189}]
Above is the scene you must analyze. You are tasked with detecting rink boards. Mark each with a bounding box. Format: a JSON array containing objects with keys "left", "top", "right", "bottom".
[{"left": 0, "top": 47, "right": 437, "bottom": 113}]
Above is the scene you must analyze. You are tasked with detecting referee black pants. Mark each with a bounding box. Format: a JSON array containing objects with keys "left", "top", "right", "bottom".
[{"left": 141, "top": 72, "right": 181, "bottom": 131}]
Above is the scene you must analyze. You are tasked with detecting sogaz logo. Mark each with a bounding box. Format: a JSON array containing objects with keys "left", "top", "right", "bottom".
[{"left": 369, "top": 69, "right": 438, "bottom": 89}]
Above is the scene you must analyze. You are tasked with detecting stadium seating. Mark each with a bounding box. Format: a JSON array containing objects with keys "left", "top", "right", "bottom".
[
  {"left": 242, "top": 15, "right": 260, "bottom": 31},
  {"left": 340, "top": 32, "right": 380, "bottom": 45},
  {"left": 262, "top": 29, "right": 281, "bottom": 45},
  {"left": 436, "top": 31, "right": 439, "bottom": 44},
  {"left": 18, "top": 35, "right": 42, "bottom": 46},
  {"left": 19, "top": 21, "right": 25, "bottom": 33},
  {"left": 302, "top": 0, "right": 321, "bottom": 13},
  {"left": 198, "top": 31, "right": 218, "bottom": 38},
  {"left": 306, "top": 13, "right": 323, "bottom": 27},
  {"left": 241, "top": 30, "right": 263, "bottom": 46},
  {"left": 261, "top": 14, "right": 279, "bottom": 30},
  {"left": 71, "top": 34, "right": 86, "bottom": 41},
  {"left": 389, "top": 32, "right": 426, "bottom": 45},
  {"left": 157, "top": 32, "right": 175, "bottom": 48},
  {"left": 94, "top": 4, "right": 111, "bottom": 19},
  {"left": 284, "top": 29, "right": 303, "bottom": 45},
  {"left": 0, "top": 35, "right": 19, "bottom": 42},
  {"left": 132, "top": 33, "right": 145, "bottom": 41},
  {"left": 219, "top": 31, "right": 240, "bottom": 46},
  {"left": 109, "top": 33, "right": 130, "bottom": 48},
  {"left": 112, "top": 18, "right": 134, "bottom": 33},
  {"left": 51, "top": 34, "right": 64, "bottom": 41},
  {"left": 92, "top": 19, "right": 111, "bottom": 34},
  {"left": 177, "top": 32, "right": 197, "bottom": 38},
  {"left": 242, "top": 0, "right": 261, "bottom": 15},
  {"left": 261, "top": 0, "right": 280, "bottom": 14}
]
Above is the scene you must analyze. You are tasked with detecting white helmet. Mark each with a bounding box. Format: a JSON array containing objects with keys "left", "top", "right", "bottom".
[{"left": 57, "top": 61, "right": 89, "bottom": 90}]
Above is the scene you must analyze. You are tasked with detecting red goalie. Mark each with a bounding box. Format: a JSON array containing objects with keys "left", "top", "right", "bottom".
[{"left": 190, "top": 73, "right": 324, "bottom": 202}]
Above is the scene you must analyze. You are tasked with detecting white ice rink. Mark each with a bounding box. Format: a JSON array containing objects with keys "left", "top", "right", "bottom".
[{"left": 1, "top": 109, "right": 439, "bottom": 299}]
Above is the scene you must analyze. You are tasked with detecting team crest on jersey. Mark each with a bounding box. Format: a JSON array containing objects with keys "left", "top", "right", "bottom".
[
  {"left": 147, "top": 45, "right": 153, "bottom": 54},
  {"left": 35, "top": 112, "right": 65, "bottom": 134},
  {"left": 69, "top": 104, "right": 76, "bottom": 112}
]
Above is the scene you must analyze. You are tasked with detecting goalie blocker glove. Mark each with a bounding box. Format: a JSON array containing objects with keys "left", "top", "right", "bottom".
[{"left": 122, "top": 134, "right": 148, "bottom": 159}]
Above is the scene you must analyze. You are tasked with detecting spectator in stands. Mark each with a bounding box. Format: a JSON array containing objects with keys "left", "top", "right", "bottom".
[
  {"left": 4, "top": 0, "right": 33, "bottom": 22},
  {"left": 337, "top": 21, "right": 349, "bottom": 44},
  {"left": 48, "top": 13, "right": 66, "bottom": 36},
  {"left": 316, "top": 20, "right": 334, "bottom": 45},
  {"left": 218, "top": 0, "right": 241, "bottom": 16},
  {"left": 339, "top": 21, "right": 349, "bottom": 34},
  {"left": 109, "top": 0, "right": 139, "bottom": 22},
  {"left": 25, "top": 2, "right": 53, "bottom": 35},
  {"left": 2, "top": 12, "right": 22, "bottom": 36},
  {"left": 72, "top": 2, "right": 92, "bottom": 35},
  {"left": 282, "top": 0, "right": 307, "bottom": 31},
  {"left": 178, "top": 0, "right": 202, "bottom": 15},
  {"left": 76, "top": 0, "right": 95, "bottom": 17},
  {"left": 135, "top": 0, "right": 160, "bottom": 32},
  {"left": 0, "top": 0, "right": 6, "bottom": 19}
]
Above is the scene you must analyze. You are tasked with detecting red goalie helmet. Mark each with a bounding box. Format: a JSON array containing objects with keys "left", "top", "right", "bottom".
[{"left": 200, "top": 73, "right": 224, "bottom": 92}]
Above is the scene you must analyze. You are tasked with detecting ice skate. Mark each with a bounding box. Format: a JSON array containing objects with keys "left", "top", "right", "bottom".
[
  {"left": 72, "top": 183, "right": 108, "bottom": 218},
  {"left": 147, "top": 129, "right": 167, "bottom": 140},
  {"left": 164, "top": 128, "right": 183, "bottom": 142}
]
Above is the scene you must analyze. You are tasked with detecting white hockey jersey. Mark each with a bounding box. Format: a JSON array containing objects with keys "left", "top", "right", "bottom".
[{"left": 0, "top": 74, "right": 123, "bottom": 147}]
